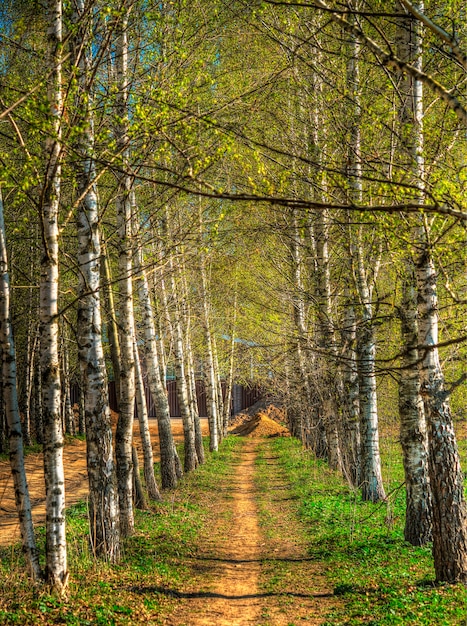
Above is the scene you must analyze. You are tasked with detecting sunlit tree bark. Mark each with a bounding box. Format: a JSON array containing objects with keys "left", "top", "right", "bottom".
[
  {"left": 417, "top": 242, "right": 467, "bottom": 580},
  {"left": 134, "top": 229, "right": 179, "bottom": 489},
  {"left": 114, "top": 2, "right": 135, "bottom": 537},
  {"left": 396, "top": 0, "right": 432, "bottom": 546},
  {"left": 134, "top": 338, "right": 162, "bottom": 501},
  {"left": 40, "top": 0, "right": 68, "bottom": 592}
]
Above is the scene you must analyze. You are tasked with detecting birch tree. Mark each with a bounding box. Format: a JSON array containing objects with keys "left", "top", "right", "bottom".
[
  {"left": 72, "top": 0, "right": 120, "bottom": 561},
  {"left": 40, "top": 0, "right": 68, "bottom": 592},
  {"left": 133, "top": 222, "right": 180, "bottom": 490},
  {"left": 134, "top": 338, "right": 161, "bottom": 501},
  {"left": 395, "top": 0, "right": 432, "bottom": 546},
  {"left": 114, "top": 1, "right": 135, "bottom": 537}
]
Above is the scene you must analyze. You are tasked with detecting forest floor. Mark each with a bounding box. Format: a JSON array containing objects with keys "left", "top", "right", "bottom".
[
  {"left": 0, "top": 417, "right": 207, "bottom": 547},
  {"left": 0, "top": 408, "right": 341, "bottom": 624},
  {"left": 1, "top": 409, "right": 466, "bottom": 624}
]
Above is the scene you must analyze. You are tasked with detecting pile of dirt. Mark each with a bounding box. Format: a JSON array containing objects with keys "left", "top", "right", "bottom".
[{"left": 229, "top": 409, "right": 289, "bottom": 438}]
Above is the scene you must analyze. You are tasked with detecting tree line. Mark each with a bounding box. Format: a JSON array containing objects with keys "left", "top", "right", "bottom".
[{"left": 0, "top": 0, "right": 465, "bottom": 594}]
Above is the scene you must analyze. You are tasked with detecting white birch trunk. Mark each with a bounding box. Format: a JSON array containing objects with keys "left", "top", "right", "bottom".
[
  {"left": 33, "top": 350, "right": 43, "bottom": 444},
  {"left": 183, "top": 317, "right": 205, "bottom": 465},
  {"left": 60, "top": 327, "right": 74, "bottom": 436},
  {"left": 314, "top": 209, "right": 343, "bottom": 474},
  {"left": 167, "top": 255, "right": 198, "bottom": 472},
  {"left": 114, "top": 5, "right": 135, "bottom": 537},
  {"left": 72, "top": 0, "right": 120, "bottom": 561},
  {"left": 212, "top": 334, "right": 225, "bottom": 442},
  {"left": 399, "top": 261, "right": 432, "bottom": 544},
  {"left": 355, "top": 248, "right": 386, "bottom": 503},
  {"left": 41, "top": 0, "right": 67, "bottom": 592},
  {"left": 290, "top": 209, "right": 313, "bottom": 447},
  {"left": 134, "top": 339, "right": 161, "bottom": 501},
  {"left": 341, "top": 292, "right": 360, "bottom": 486},
  {"left": 188, "top": 359, "right": 205, "bottom": 465},
  {"left": 222, "top": 291, "right": 237, "bottom": 436},
  {"left": 200, "top": 254, "right": 219, "bottom": 452},
  {"left": 0, "top": 190, "right": 42, "bottom": 580},
  {"left": 416, "top": 250, "right": 467, "bottom": 581},
  {"left": 346, "top": 24, "right": 385, "bottom": 502},
  {"left": 158, "top": 268, "right": 183, "bottom": 479},
  {"left": 23, "top": 314, "right": 36, "bottom": 446},
  {"left": 396, "top": 0, "right": 432, "bottom": 546}
]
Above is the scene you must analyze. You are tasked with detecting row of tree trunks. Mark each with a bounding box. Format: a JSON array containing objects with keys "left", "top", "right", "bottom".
[
  {"left": 0, "top": 189, "right": 42, "bottom": 580},
  {"left": 134, "top": 229, "right": 180, "bottom": 490}
]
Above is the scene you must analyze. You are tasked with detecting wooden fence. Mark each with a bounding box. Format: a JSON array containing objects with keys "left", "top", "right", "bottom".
[{"left": 73, "top": 380, "right": 261, "bottom": 418}]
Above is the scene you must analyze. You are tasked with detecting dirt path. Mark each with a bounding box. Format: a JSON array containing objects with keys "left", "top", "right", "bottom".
[
  {"left": 167, "top": 438, "right": 263, "bottom": 625},
  {"left": 167, "top": 437, "right": 337, "bottom": 625}
]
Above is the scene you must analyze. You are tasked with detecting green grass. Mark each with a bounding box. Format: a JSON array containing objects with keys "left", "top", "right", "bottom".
[
  {"left": 0, "top": 435, "right": 244, "bottom": 625},
  {"left": 266, "top": 435, "right": 467, "bottom": 625}
]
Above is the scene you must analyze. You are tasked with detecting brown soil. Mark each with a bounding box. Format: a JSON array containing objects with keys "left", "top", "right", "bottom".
[
  {"left": 166, "top": 429, "right": 338, "bottom": 625},
  {"left": 229, "top": 404, "right": 289, "bottom": 438},
  {"left": 166, "top": 438, "right": 263, "bottom": 625},
  {"left": 0, "top": 418, "right": 208, "bottom": 547}
]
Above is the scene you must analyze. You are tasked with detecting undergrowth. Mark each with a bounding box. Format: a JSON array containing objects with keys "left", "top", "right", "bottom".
[
  {"left": 0, "top": 436, "right": 243, "bottom": 625},
  {"left": 264, "top": 435, "right": 467, "bottom": 625}
]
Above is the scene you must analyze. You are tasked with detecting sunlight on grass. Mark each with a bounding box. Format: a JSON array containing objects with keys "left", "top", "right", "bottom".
[{"left": 267, "top": 436, "right": 467, "bottom": 625}]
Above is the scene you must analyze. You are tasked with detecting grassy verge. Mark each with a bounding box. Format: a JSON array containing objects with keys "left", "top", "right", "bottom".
[
  {"left": 263, "top": 435, "right": 467, "bottom": 625},
  {"left": 0, "top": 435, "right": 243, "bottom": 625}
]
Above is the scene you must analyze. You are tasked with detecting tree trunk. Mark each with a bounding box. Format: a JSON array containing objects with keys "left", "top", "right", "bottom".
[
  {"left": 114, "top": 4, "right": 135, "bottom": 537},
  {"left": 416, "top": 248, "right": 467, "bottom": 582},
  {"left": 22, "top": 318, "right": 36, "bottom": 447},
  {"left": 353, "top": 238, "right": 385, "bottom": 502},
  {"left": 399, "top": 262, "right": 432, "bottom": 544},
  {"left": 60, "top": 325, "right": 75, "bottom": 436},
  {"left": 158, "top": 268, "right": 183, "bottom": 479},
  {"left": 212, "top": 334, "right": 225, "bottom": 443},
  {"left": 290, "top": 209, "right": 313, "bottom": 448},
  {"left": 356, "top": 296, "right": 386, "bottom": 503},
  {"left": 345, "top": 25, "right": 385, "bottom": 502},
  {"left": 186, "top": 331, "right": 205, "bottom": 465},
  {"left": 395, "top": 1, "right": 433, "bottom": 546},
  {"left": 73, "top": 0, "right": 120, "bottom": 561},
  {"left": 166, "top": 253, "right": 198, "bottom": 472},
  {"left": 132, "top": 445, "right": 146, "bottom": 510},
  {"left": 101, "top": 242, "right": 121, "bottom": 402},
  {"left": 314, "top": 209, "right": 343, "bottom": 474},
  {"left": 0, "top": 189, "right": 42, "bottom": 581},
  {"left": 78, "top": 377, "right": 85, "bottom": 436},
  {"left": 222, "top": 293, "right": 237, "bottom": 437},
  {"left": 33, "top": 354, "right": 43, "bottom": 445},
  {"left": 341, "top": 292, "right": 360, "bottom": 486},
  {"left": 199, "top": 251, "right": 219, "bottom": 452},
  {"left": 134, "top": 339, "right": 161, "bottom": 501},
  {"left": 40, "top": 0, "right": 68, "bottom": 593}
]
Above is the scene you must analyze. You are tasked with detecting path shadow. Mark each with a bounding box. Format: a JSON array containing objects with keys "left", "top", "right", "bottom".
[
  {"left": 127, "top": 585, "right": 334, "bottom": 601},
  {"left": 194, "top": 555, "right": 316, "bottom": 565}
]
